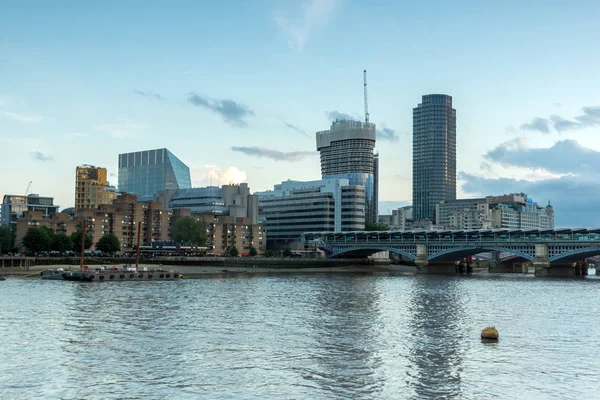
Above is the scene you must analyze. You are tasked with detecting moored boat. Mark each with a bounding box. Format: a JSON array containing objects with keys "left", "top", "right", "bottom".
[{"left": 41, "top": 268, "right": 93, "bottom": 281}]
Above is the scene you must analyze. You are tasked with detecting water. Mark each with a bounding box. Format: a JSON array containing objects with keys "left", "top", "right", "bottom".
[{"left": 1, "top": 272, "right": 599, "bottom": 399}]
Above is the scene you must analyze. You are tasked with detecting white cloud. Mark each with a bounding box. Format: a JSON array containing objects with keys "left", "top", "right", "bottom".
[
  {"left": 62, "top": 132, "right": 89, "bottom": 139},
  {"left": 191, "top": 165, "right": 248, "bottom": 187},
  {"left": 1, "top": 111, "right": 42, "bottom": 123},
  {"left": 275, "top": 0, "right": 337, "bottom": 51}
]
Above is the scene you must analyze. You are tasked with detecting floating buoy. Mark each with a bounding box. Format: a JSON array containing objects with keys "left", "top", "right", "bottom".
[
  {"left": 481, "top": 326, "right": 499, "bottom": 341},
  {"left": 0, "top": 277, "right": 6, "bottom": 281}
]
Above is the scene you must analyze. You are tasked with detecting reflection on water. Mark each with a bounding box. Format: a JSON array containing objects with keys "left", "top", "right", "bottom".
[
  {"left": 1, "top": 274, "right": 600, "bottom": 399},
  {"left": 406, "top": 276, "right": 465, "bottom": 398}
]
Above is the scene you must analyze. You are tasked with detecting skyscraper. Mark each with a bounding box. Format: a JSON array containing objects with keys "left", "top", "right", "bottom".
[
  {"left": 75, "top": 165, "right": 116, "bottom": 209},
  {"left": 118, "top": 148, "right": 191, "bottom": 197},
  {"left": 316, "top": 119, "right": 378, "bottom": 224},
  {"left": 412, "top": 94, "right": 456, "bottom": 222}
]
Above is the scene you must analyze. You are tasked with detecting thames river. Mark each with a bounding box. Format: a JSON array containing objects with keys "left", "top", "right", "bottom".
[{"left": 1, "top": 272, "right": 599, "bottom": 399}]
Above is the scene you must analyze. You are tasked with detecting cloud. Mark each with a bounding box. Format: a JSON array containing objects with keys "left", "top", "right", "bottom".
[
  {"left": 187, "top": 93, "right": 254, "bottom": 127},
  {"left": 283, "top": 121, "right": 311, "bottom": 138},
  {"left": 191, "top": 165, "right": 248, "bottom": 186},
  {"left": 133, "top": 90, "right": 163, "bottom": 100},
  {"left": 231, "top": 146, "right": 316, "bottom": 162},
  {"left": 377, "top": 126, "right": 399, "bottom": 142},
  {"left": 95, "top": 121, "right": 147, "bottom": 139},
  {"left": 326, "top": 110, "right": 356, "bottom": 121},
  {"left": 1, "top": 111, "right": 42, "bottom": 123},
  {"left": 485, "top": 138, "right": 600, "bottom": 175},
  {"left": 520, "top": 117, "right": 550, "bottom": 133},
  {"left": 275, "top": 0, "right": 337, "bottom": 51},
  {"left": 30, "top": 151, "right": 52, "bottom": 161},
  {"left": 519, "top": 106, "right": 600, "bottom": 133},
  {"left": 459, "top": 172, "right": 598, "bottom": 227}
]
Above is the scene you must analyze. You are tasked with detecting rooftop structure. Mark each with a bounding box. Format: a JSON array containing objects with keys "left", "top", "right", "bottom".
[{"left": 1, "top": 194, "right": 59, "bottom": 226}]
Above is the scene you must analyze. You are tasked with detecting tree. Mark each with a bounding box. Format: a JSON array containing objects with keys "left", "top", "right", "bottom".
[
  {"left": 171, "top": 217, "right": 207, "bottom": 246},
  {"left": 22, "top": 227, "right": 52, "bottom": 253},
  {"left": 282, "top": 248, "right": 292, "bottom": 257},
  {"left": 228, "top": 246, "right": 239, "bottom": 257},
  {"left": 365, "top": 221, "right": 389, "bottom": 231},
  {"left": 249, "top": 247, "right": 258, "bottom": 257},
  {"left": 51, "top": 233, "right": 72, "bottom": 253},
  {"left": 0, "top": 225, "right": 15, "bottom": 253},
  {"left": 265, "top": 249, "right": 275, "bottom": 258},
  {"left": 71, "top": 231, "right": 92, "bottom": 253},
  {"left": 96, "top": 233, "right": 120, "bottom": 254}
]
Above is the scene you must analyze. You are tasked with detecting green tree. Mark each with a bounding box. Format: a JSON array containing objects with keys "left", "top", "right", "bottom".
[
  {"left": 95, "top": 233, "right": 120, "bottom": 254},
  {"left": 282, "top": 248, "right": 292, "bottom": 257},
  {"left": 71, "top": 231, "right": 93, "bottom": 253},
  {"left": 0, "top": 225, "right": 15, "bottom": 253},
  {"left": 365, "top": 221, "right": 389, "bottom": 231},
  {"left": 228, "top": 246, "right": 239, "bottom": 257},
  {"left": 249, "top": 247, "right": 258, "bottom": 257},
  {"left": 22, "top": 227, "right": 52, "bottom": 253},
  {"left": 265, "top": 249, "right": 275, "bottom": 258},
  {"left": 51, "top": 233, "right": 72, "bottom": 253},
  {"left": 171, "top": 217, "right": 207, "bottom": 246}
]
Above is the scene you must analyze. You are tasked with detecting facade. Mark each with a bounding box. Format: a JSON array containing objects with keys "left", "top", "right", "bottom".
[
  {"left": 165, "top": 183, "right": 259, "bottom": 223},
  {"left": 118, "top": 148, "right": 191, "bottom": 197},
  {"left": 198, "top": 214, "right": 265, "bottom": 255},
  {"left": 75, "top": 165, "right": 116, "bottom": 209},
  {"left": 436, "top": 193, "right": 554, "bottom": 230},
  {"left": 1, "top": 194, "right": 59, "bottom": 226},
  {"left": 412, "top": 94, "right": 457, "bottom": 222},
  {"left": 316, "top": 119, "right": 378, "bottom": 223},
  {"left": 378, "top": 206, "right": 413, "bottom": 230},
  {"left": 256, "top": 179, "right": 366, "bottom": 248}
]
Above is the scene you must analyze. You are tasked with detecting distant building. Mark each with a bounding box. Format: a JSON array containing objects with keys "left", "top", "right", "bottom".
[
  {"left": 413, "top": 94, "right": 456, "bottom": 221},
  {"left": 0, "top": 194, "right": 59, "bottom": 226},
  {"left": 118, "top": 148, "right": 191, "bottom": 197},
  {"left": 164, "top": 183, "right": 258, "bottom": 224},
  {"left": 75, "top": 164, "right": 116, "bottom": 209},
  {"left": 256, "top": 178, "right": 366, "bottom": 248},
  {"left": 196, "top": 214, "right": 265, "bottom": 255},
  {"left": 316, "top": 120, "right": 378, "bottom": 223},
  {"left": 378, "top": 206, "right": 413, "bottom": 230},
  {"left": 436, "top": 193, "right": 554, "bottom": 230}
]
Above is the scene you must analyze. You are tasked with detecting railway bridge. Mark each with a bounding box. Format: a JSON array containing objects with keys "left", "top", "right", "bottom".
[{"left": 302, "top": 228, "right": 600, "bottom": 277}]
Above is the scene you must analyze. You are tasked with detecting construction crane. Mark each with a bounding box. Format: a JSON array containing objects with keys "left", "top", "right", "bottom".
[
  {"left": 25, "top": 181, "right": 32, "bottom": 196},
  {"left": 363, "top": 69, "right": 369, "bottom": 123}
]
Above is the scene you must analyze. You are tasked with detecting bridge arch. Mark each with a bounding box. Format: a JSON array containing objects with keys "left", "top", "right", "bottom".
[
  {"left": 330, "top": 246, "right": 416, "bottom": 260},
  {"left": 428, "top": 246, "right": 535, "bottom": 262},
  {"left": 549, "top": 247, "right": 600, "bottom": 263}
]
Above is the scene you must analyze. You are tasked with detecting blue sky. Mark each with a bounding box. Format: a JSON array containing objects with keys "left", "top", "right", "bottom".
[{"left": 1, "top": 0, "right": 599, "bottom": 226}]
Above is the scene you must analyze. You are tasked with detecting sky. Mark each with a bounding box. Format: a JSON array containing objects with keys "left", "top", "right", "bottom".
[{"left": 1, "top": 0, "right": 599, "bottom": 227}]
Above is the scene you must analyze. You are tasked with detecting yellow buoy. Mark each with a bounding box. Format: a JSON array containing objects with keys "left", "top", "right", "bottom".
[{"left": 481, "top": 326, "right": 499, "bottom": 340}]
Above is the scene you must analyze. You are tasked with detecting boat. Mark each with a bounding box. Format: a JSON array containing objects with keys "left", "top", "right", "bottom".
[
  {"left": 41, "top": 220, "right": 182, "bottom": 282},
  {"left": 41, "top": 268, "right": 93, "bottom": 281}
]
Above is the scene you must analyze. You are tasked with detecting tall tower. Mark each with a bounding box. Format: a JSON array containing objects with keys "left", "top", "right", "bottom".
[
  {"left": 75, "top": 165, "right": 116, "bottom": 209},
  {"left": 412, "top": 94, "right": 456, "bottom": 222},
  {"left": 316, "top": 120, "right": 377, "bottom": 223}
]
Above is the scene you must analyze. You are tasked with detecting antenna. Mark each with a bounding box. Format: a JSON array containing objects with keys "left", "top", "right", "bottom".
[
  {"left": 25, "top": 181, "right": 32, "bottom": 196},
  {"left": 363, "top": 69, "right": 369, "bottom": 123}
]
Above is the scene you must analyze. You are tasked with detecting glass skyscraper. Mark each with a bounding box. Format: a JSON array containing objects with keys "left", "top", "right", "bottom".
[
  {"left": 118, "top": 148, "right": 191, "bottom": 197},
  {"left": 412, "top": 94, "right": 456, "bottom": 222},
  {"left": 316, "top": 120, "right": 378, "bottom": 224}
]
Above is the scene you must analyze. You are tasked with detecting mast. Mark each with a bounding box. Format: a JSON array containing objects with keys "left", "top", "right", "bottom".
[
  {"left": 363, "top": 69, "right": 369, "bottom": 123},
  {"left": 79, "top": 218, "right": 86, "bottom": 271},
  {"left": 135, "top": 221, "right": 141, "bottom": 271}
]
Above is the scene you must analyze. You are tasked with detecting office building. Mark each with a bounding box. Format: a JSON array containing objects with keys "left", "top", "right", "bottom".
[
  {"left": 75, "top": 165, "right": 116, "bottom": 209},
  {"left": 316, "top": 119, "right": 378, "bottom": 223},
  {"left": 378, "top": 206, "right": 413, "bottom": 230},
  {"left": 118, "top": 148, "right": 191, "bottom": 197},
  {"left": 1, "top": 194, "right": 59, "bottom": 226},
  {"left": 412, "top": 94, "right": 456, "bottom": 222},
  {"left": 196, "top": 214, "right": 265, "bottom": 255},
  {"left": 436, "top": 193, "right": 554, "bottom": 230},
  {"left": 256, "top": 178, "right": 365, "bottom": 248}
]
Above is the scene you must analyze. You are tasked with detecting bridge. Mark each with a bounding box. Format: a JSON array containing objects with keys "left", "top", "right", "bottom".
[{"left": 302, "top": 228, "right": 600, "bottom": 277}]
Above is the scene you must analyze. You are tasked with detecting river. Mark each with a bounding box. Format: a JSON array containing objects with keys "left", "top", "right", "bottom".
[{"left": 1, "top": 272, "right": 599, "bottom": 399}]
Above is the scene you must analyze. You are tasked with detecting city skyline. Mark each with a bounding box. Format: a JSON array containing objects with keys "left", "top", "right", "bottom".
[{"left": 1, "top": 1, "right": 600, "bottom": 227}]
